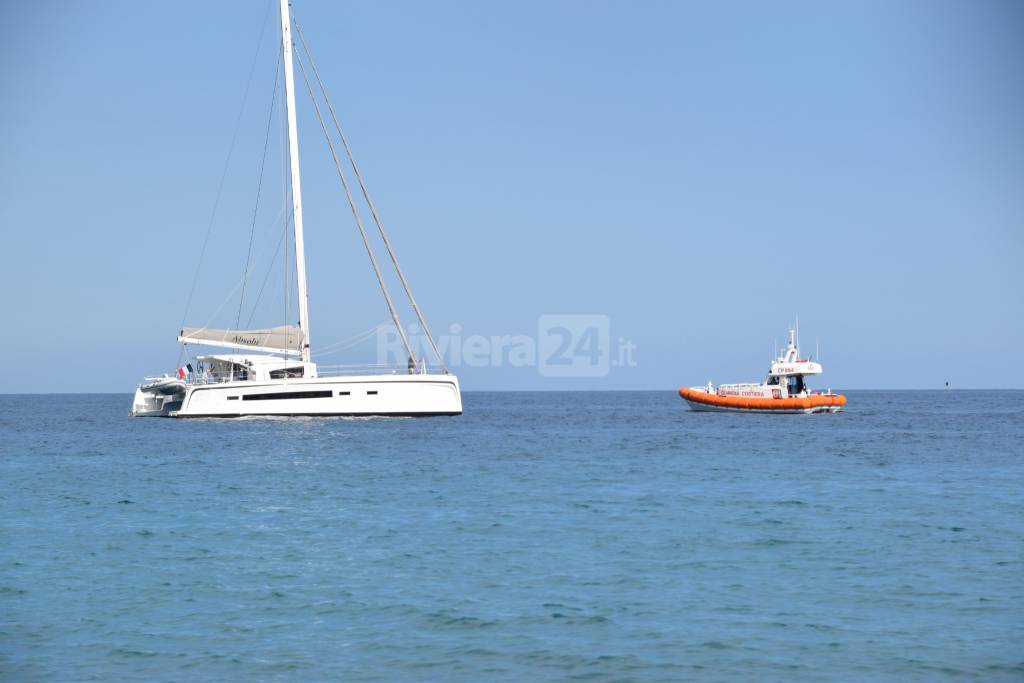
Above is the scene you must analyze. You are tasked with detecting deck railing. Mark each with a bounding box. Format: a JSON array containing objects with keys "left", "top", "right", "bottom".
[{"left": 316, "top": 363, "right": 445, "bottom": 377}]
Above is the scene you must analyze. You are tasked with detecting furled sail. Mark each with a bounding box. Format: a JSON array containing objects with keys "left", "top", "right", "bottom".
[{"left": 178, "top": 325, "right": 305, "bottom": 355}]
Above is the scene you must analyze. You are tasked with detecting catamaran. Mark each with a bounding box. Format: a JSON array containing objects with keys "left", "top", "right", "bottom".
[{"left": 131, "top": 0, "right": 461, "bottom": 418}]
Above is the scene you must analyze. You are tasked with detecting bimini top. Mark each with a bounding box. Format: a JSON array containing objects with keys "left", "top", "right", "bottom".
[{"left": 769, "top": 329, "right": 822, "bottom": 377}]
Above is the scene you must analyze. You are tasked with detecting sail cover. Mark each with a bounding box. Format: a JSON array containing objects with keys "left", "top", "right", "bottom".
[{"left": 178, "top": 325, "right": 305, "bottom": 355}]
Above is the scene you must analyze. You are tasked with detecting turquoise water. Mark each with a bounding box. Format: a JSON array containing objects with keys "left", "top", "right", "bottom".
[{"left": 1, "top": 391, "right": 1022, "bottom": 681}]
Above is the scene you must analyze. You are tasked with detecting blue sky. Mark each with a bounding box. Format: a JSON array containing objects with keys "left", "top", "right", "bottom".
[{"left": 1, "top": 0, "right": 1021, "bottom": 392}]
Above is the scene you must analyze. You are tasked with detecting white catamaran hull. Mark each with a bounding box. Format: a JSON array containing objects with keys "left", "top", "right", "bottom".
[
  {"left": 141, "top": 374, "right": 461, "bottom": 418},
  {"left": 130, "top": 387, "right": 185, "bottom": 417}
]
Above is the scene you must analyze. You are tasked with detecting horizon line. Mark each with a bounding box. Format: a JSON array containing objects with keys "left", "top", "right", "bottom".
[{"left": 2, "top": 388, "right": 1022, "bottom": 396}]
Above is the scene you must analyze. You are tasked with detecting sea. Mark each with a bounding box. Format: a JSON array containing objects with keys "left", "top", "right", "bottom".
[{"left": 1, "top": 391, "right": 1022, "bottom": 681}]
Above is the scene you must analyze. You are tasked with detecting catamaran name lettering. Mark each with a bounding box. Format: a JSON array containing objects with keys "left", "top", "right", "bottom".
[{"left": 232, "top": 335, "right": 260, "bottom": 346}]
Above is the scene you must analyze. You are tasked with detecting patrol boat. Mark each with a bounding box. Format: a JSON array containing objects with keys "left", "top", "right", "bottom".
[{"left": 678, "top": 328, "right": 846, "bottom": 414}]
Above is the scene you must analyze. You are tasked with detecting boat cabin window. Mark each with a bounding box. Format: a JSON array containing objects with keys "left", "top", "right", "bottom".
[
  {"left": 767, "top": 375, "right": 780, "bottom": 385},
  {"left": 269, "top": 366, "right": 304, "bottom": 379},
  {"left": 786, "top": 375, "right": 805, "bottom": 395},
  {"left": 201, "top": 360, "right": 245, "bottom": 382}
]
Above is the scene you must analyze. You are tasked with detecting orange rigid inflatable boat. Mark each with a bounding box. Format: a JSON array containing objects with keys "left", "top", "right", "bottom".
[
  {"left": 678, "top": 387, "right": 846, "bottom": 413},
  {"left": 678, "top": 326, "right": 846, "bottom": 414}
]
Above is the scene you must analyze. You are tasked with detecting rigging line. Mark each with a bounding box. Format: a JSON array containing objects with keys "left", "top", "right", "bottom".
[
  {"left": 314, "top": 335, "right": 378, "bottom": 357},
  {"left": 293, "top": 48, "right": 416, "bottom": 363},
  {"left": 312, "top": 336, "right": 380, "bottom": 358},
  {"left": 315, "top": 325, "right": 379, "bottom": 352},
  {"left": 237, "top": 46, "right": 283, "bottom": 328},
  {"left": 293, "top": 16, "right": 447, "bottom": 372},
  {"left": 280, "top": 54, "right": 292, "bottom": 332},
  {"left": 245, "top": 206, "right": 292, "bottom": 327},
  {"left": 312, "top": 323, "right": 386, "bottom": 356},
  {"left": 314, "top": 332, "right": 392, "bottom": 359},
  {"left": 190, "top": 209, "right": 295, "bottom": 337},
  {"left": 178, "top": 0, "right": 275, "bottom": 338}
]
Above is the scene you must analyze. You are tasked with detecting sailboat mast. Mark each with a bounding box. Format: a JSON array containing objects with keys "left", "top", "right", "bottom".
[{"left": 279, "top": 0, "right": 311, "bottom": 362}]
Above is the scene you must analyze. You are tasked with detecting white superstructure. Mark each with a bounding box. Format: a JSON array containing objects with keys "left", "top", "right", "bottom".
[
  {"left": 715, "top": 328, "right": 824, "bottom": 401},
  {"left": 131, "top": 0, "right": 460, "bottom": 418}
]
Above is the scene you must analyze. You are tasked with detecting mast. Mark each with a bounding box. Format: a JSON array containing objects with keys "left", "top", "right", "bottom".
[{"left": 280, "top": 0, "right": 311, "bottom": 362}]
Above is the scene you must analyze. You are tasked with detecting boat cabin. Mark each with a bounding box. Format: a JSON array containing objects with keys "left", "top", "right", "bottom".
[
  {"left": 192, "top": 354, "right": 317, "bottom": 384},
  {"left": 763, "top": 329, "right": 822, "bottom": 397}
]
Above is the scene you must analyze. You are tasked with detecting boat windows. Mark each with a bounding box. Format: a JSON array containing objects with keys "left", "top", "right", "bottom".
[
  {"left": 337, "top": 391, "right": 350, "bottom": 396},
  {"left": 269, "top": 367, "right": 305, "bottom": 379},
  {"left": 767, "top": 375, "right": 780, "bottom": 385},
  {"left": 231, "top": 363, "right": 249, "bottom": 381},
  {"left": 786, "top": 375, "right": 805, "bottom": 395},
  {"left": 242, "top": 390, "right": 332, "bottom": 401},
  {"left": 367, "top": 390, "right": 378, "bottom": 395}
]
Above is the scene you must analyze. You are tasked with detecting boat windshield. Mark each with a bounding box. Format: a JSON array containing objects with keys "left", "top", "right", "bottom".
[{"left": 787, "top": 375, "right": 805, "bottom": 395}]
